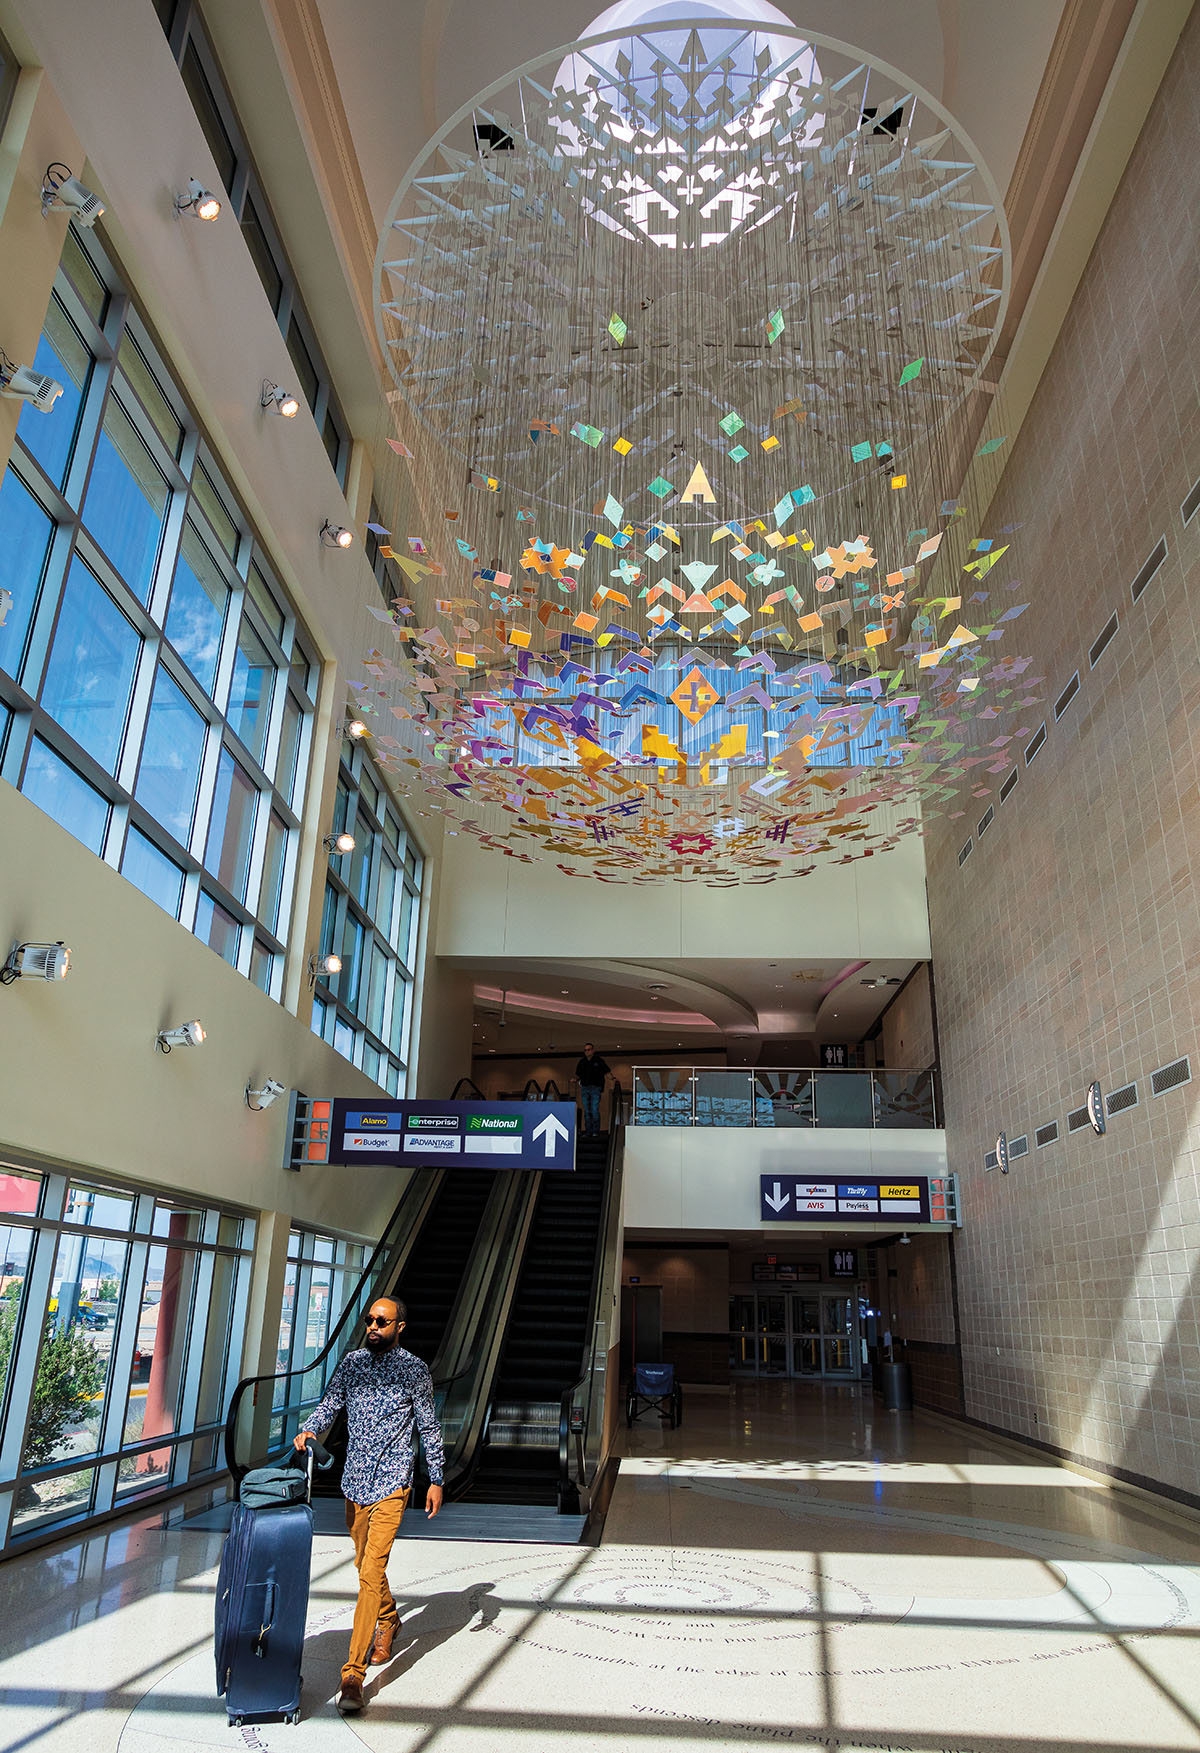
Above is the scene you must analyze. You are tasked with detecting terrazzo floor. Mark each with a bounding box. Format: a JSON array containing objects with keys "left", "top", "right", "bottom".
[{"left": 3, "top": 1381, "right": 1200, "bottom": 1753}]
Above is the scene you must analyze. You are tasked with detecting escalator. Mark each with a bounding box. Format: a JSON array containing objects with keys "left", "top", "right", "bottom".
[
  {"left": 394, "top": 1170, "right": 496, "bottom": 1367},
  {"left": 225, "top": 1089, "right": 626, "bottom": 1536},
  {"left": 455, "top": 1132, "right": 608, "bottom": 1507}
]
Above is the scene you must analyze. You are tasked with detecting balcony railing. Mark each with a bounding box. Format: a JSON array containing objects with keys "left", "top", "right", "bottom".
[{"left": 631, "top": 1066, "right": 939, "bottom": 1129}]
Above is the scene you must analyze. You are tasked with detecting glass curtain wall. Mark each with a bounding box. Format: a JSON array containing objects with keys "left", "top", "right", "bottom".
[
  {"left": 310, "top": 738, "right": 423, "bottom": 1092},
  {"left": 0, "top": 226, "right": 317, "bottom": 1000},
  {"left": 0, "top": 1163, "right": 254, "bottom": 1554},
  {"left": 272, "top": 1227, "right": 366, "bottom": 1444}
]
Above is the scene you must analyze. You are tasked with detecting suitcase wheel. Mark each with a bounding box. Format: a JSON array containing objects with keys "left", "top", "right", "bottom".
[
  {"left": 230, "top": 1719, "right": 242, "bottom": 1729},
  {"left": 286, "top": 1711, "right": 301, "bottom": 1725}
]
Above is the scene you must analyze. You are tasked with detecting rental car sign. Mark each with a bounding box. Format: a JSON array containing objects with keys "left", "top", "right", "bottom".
[{"left": 329, "top": 1100, "right": 576, "bottom": 1169}]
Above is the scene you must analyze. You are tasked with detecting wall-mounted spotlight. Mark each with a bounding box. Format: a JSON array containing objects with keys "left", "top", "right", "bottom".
[
  {"left": 346, "top": 718, "right": 368, "bottom": 740},
  {"left": 157, "top": 1019, "right": 206, "bottom": 1052},
  {"left": 0, "top": 589, "right": 12, "bottom": 626},
  {"left": 260, "top": 379, "right": 300, "bottom": 419},
  {"left": 246, "top": 1077, "right": 287, "bottom": 1111},
  {"left": 898, "top": 1233, "right": 911, "bottom": 1245},
  {"left": 41, "top": 163, "right": 105, "bottom": 228},
  {"left": 174, "top": 178, "right": 221, "bottom": 221},
  {"left": 0, "top": 347, "right": 63, "bottom": 413},
  {"left": 1, "top": 941, "right": 71, "bottom": 984},
  {"left": 319, "top": 519, "right": 354, "bottom": 549},
  {"left": 323, "top": 832, "right": 355, "bottom": 855},
  {"left": 308, "top": 951, "right": 342, "bottom": 987}
]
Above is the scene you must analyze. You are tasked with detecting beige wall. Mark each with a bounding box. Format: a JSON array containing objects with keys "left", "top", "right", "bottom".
[
  {"left": 436, "top": 831, "right": 932, "bottom": 961},
  {"left": 924, "top": 9, "right": 1200, "bottom": 1504},
  {"left": 0, "top": 785, "right": 408, "bottom": 1238},
  {"left": 623, "top": 1127, "right": 948, "bottom": 1231}
]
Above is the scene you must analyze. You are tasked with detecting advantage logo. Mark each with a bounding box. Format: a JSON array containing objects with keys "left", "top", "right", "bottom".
[{"left": 467, "top": 1115, "right": 521, "bottom": 1134}]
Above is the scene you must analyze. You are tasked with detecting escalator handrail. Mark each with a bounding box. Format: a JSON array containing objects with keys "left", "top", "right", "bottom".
[
  {"left": 542, "top": 1077, "right": 562, "bottom": 1100},
  {"left": 223, "top": 1165, "right": 443, "bottom": 1481},
  {"left": 521, "top": 1077, "right": 544, "bottom": 1100},
  {"left": 559, "top": 1084, "right": 625, "bottom": 1499},
  {"left": 450, "top": 1076, "right": 486, "bottom": 1100}
]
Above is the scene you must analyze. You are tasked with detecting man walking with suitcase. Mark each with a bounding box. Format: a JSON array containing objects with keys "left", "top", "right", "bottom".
[{"left": 295, "top": 1295, "right": 443, "bottom": 1716}]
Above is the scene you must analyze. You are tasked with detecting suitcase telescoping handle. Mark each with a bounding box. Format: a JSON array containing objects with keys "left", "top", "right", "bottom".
[{"left": 297, "top": 1433, "right": 333, "bottom": 1500}]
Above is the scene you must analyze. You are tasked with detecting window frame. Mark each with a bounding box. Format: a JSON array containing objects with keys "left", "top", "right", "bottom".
[
  {"left": 0, "top": 1159, "right": 255, "bottom": 1556},
  {"left": 0, "top": 225, "right": 319, "bottom": 1002},
  {"left": 310, "top": 739, "right": 424, "bottom": 1093},
  {"left": 159, "top": 4, "right": 349, "bottom": 482}
]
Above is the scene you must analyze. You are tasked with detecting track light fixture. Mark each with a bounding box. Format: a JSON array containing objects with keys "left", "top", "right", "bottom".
[
  {"left": 260, "top": 379, "right": 300, "bottom": 419},
  {"left": 157, "top": 1019, "right": 206, "bottom": 1052},
  {"left": 1, "top": 941, "right": 71, "bottom": 984},
  {"left": 246, "top": 1078, "right": 287, "bottom": 1111},
  {"left": 0, "top": 589, "right": 13, "bottom": 626},
  {"left": 174, "top": 178, "right": 221, "bottom": 221},
  {"left": 0, "top": 347, "right": 63, "bottom": 412},
  {"left": 319, "top": 519, "right": 354, "bottom": 549},
  {"left": 41, "top": 164, "right": 105, "bottom": 227},
  {"left": 308, "top": 951, "right": 342, "bottom": 986},
  {"left": 323, "top": 832, "right": 355, "bottom": 855},
  {"left": 898, "top": 1233, "right": 911, "bottom": 1245}
]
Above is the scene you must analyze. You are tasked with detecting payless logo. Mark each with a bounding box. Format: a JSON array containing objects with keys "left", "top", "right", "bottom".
[
  {"left": 467, "top": 1115, "right": 521, "bottom": 1134},
  {"left": 406, "top": 1114, "right": 460, "bottom": 1133}
]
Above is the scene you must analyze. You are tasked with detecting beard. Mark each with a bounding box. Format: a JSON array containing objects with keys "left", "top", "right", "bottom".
[{"left": 365, "top": 1330, "right": 388, "bottom": 1349}]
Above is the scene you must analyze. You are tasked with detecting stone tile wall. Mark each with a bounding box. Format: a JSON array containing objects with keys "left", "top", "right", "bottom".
[{"left": 924, "top": 10, "right": 1200, "bottom": 1505}]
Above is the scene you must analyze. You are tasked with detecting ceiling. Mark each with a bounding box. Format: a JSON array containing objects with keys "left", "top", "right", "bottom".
[
  {"left": 317, "top": 0, "right": 1070, "bottom": 235},
  {"left": 463, "top": 954, "right": 918, "bottom": 1054}
]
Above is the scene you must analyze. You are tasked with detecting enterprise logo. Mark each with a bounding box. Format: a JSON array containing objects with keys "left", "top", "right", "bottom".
[{"left": 406, "top": 1114, "right": 460, "bottom": 1133}]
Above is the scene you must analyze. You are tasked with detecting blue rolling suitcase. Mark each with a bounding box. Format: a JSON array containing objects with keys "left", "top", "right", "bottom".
[{"left": 215, "top": 1441, "right": 329, "bottom": 1726}]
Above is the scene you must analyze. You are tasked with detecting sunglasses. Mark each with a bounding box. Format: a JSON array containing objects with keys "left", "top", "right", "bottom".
[{"left": 365, "top": 1315, "right": 394, "bottom": 1327}]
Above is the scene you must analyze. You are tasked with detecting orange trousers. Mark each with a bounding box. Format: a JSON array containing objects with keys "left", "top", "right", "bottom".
[{"left": 342, "top": 1485, "right": 411, "bottom": 1683}]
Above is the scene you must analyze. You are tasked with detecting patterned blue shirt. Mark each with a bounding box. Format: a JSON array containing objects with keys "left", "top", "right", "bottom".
[{"left": 306, "top": 1345, "right": 444, "bottom": 1504}]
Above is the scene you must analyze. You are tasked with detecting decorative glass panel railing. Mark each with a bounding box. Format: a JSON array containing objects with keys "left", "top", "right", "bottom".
[{"left": 632, "top": 1066, "right": 938, "bottom": 1129}]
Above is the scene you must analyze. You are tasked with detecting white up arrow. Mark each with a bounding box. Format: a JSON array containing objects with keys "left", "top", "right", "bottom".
[
  {"left": 764, "top": 1182, "right": 789, "bottom": 1212},
  {"left": 532, "top": 1113, "right": 570, "bottom": 1157}
]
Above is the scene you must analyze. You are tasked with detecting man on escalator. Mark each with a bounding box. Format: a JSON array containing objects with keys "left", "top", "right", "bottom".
[
  {"left": 294, "top": 1295, "right": 443, "bottom": 1715},
  {"left": 574, "top": 1041, "right": 611, "bottom": 1138}
]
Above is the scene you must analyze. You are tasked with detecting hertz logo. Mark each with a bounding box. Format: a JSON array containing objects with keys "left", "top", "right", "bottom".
[{"left": 880, "top": 1184, "right": 919, "bottom": 1199}]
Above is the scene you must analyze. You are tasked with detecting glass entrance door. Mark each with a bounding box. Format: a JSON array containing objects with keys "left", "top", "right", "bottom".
[
  {"left": 730, "top": 1290, "right": 861, "bottom": 1380},
  {"left": 791, "top": 1295, "right": 822, "bottom": 1376},
  {"left": 819, "top": 1293, "right": 858, "bottom": 1378}
]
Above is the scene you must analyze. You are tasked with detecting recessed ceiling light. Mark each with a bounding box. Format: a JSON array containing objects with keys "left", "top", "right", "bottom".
[
  {"left": 560, "top": 988, "right": 569, "bottom": 994},
  {"left": 646, "top": 983, "right": 668, "bottom": 990}
]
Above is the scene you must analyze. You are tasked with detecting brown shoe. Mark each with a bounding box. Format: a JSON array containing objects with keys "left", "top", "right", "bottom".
[
  {"left": 336, "top": 1679, "right": 364, "bottom": 1715},
  {"left": 369, "top": 1620, "right": 397, "bottom": 1666}
]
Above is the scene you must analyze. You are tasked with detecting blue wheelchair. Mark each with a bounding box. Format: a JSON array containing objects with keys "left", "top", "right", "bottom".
[{"left": 626, "top": 1362, "right": 683, "bottom": 1428}]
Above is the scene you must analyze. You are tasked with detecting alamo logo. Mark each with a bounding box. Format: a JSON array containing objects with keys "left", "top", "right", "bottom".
[{"left": 468, "top": 1115, "right": 521, "bottom": 1133}]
